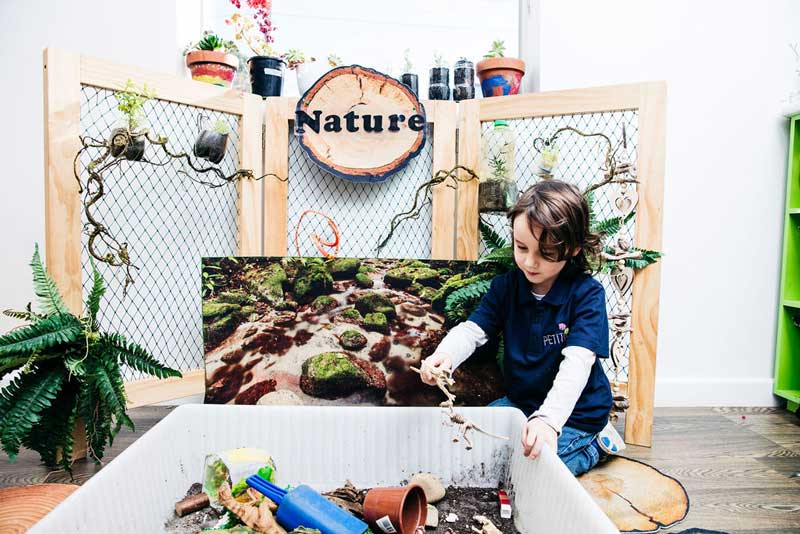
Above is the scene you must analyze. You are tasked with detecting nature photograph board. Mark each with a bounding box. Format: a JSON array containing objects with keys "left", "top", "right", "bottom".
[{"left": 202, "top": 256, "right": 505, "bottom": 407}]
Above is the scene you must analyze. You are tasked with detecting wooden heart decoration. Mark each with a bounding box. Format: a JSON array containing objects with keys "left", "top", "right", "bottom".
[
  {"left": 614, "top": 191, "right": 639, "bottom": 219},
  {"left": 611, "top": 266, "right": 634, "bottom": 296}
]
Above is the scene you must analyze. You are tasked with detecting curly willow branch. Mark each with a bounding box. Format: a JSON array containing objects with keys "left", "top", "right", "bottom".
[
  {"left": 376, "top": 165, "right": 480, "bottom": 253},
  {"left": 73, "top": 129, "right": 286, "bottom": 295}
]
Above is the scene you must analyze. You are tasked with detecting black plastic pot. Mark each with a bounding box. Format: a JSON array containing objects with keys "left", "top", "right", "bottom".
[
  {"left": 428, "top": 67, "right": 450, "bottom": 100},
  {"left": 401, "top": 73, "right": 419, "bottom": 96},
  {"left": 109, "top": 127, "right": 145, "bottom": 161},
  {"left": 478, "top": 180, "right": 518, "bottom": 213},
  {"left": 194, "top": 130, "right": 229, "bottom": 164},
  {"left": 248, "top": 56, "right": 286, "bottom": 97},
  {"left": 453, "top": 59, "right": 475, "bottom": 102}
]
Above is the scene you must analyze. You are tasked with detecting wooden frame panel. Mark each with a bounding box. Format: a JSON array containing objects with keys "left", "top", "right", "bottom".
[
  {"left": 43, "top": 49, "right": 264, "bottom": 407},
  {"left": 457, "top": 82, "right": 666, "bottom": 446}
]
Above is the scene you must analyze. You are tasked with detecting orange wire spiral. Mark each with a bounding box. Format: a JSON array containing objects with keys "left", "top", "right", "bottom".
[{"left": 294, "top": 210, "right": 340, "bottom": 259}]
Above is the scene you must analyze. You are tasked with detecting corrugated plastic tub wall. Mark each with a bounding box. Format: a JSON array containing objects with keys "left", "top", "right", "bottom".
[{"left": 29, "top": 405, "right": 618, "bottom": 534}]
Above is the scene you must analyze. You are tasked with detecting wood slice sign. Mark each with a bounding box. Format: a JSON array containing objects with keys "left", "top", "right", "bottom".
[{"left": 295, "top": 65, "right": 427, "bottom": 183}]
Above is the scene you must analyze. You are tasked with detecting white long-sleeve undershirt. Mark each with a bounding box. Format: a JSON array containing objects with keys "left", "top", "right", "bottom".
[{"left": 430, "top": 293, "right": 595, "bottom": 434}]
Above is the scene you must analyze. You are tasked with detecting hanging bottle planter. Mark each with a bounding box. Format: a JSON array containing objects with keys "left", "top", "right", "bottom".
[
  {"left": 193, "top": 115, "right": 230, "bottom": 165},
  {"left": 453, "top": 58, "right": 475, "bottom": 102},
  {"left": 108, "top": 80, "right": 156, "bottom": 162},
  {"left": 248, "top": 55, "right": 286, "bottom": 97},
  {"left": 109, "top": 128, "right": 146, "bottom": 161},
  {"left": 478, "top": 120, "right": 518, "bottom": 212}
]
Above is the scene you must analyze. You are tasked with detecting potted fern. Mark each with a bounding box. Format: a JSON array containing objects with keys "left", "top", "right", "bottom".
[
  {"left": 476, "top": 40, "right": 526, "bottom": 97},
  {"left": 110, "top": 80, "right": 156, "bottom": 161},
  {"left": 194, "top": 116, "right": 230, "bottom": 164},
  {"left": 0, "top": 246, "right": 181, "bottom": 472},
  {"left": 184, "top": 31, "right": 241, "bottom": 88}
]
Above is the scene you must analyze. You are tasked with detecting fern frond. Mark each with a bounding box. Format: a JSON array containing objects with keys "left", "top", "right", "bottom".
[
  {"left": 592, "top": 211, "right": 635, "bottom": 237},
  {"left": 625, "top": 248, "right": 663, "bottom": 270},
  {"left": 0, "top": 313, "right": 82, "bottom": 357},
  {"left": 478, "top": 218, "right": 508, "bottom": 252},
  {"left": 88, "top": 356, "right": 133, "bottom": 437},
  {"left": 85, "top": 258, "right": 105, "bottom": 329},
  {"left": 100, "top": 333, "right": 181, "bottom": 379},
  {"left": 586, "top": 191, "right": 596, "bottom": 229},
  {"left": 78, "top": 383, "right": 108, "bottom": 462},
  {"left": 23, "top": 381, "right": 79, "bottom": 471},
  {"left": 0, "top": 365, "right": 65, "bottom": 460},
  {"left": 445, "top": 279, "right": 493, "bottom": 313},
  {"left": 30, "top": 244, "right": 70, "bottom": 316},
  {"left": 3, "top": 303, "right": 43, "bottom": 323},
  {"left": 478, "top": 246, "right": 515, "bottom": 270}
]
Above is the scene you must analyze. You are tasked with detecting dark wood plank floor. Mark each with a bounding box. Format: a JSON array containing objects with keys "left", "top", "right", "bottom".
[{"left": 0, "top": 406, "right": 798, "bottom": 533}]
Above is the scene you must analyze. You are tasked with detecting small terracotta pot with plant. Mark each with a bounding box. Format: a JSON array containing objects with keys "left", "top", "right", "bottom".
[
  {"left": 184, "top": 31, "right": 240, "bottom": 88},
  {"left": 476, "top": 40, "right": 526, "bottom": 97}
]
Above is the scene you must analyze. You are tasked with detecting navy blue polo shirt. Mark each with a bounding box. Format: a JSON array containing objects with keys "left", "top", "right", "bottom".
[{"left": 468, "top": 266, "right": 612, "bottom": 433}]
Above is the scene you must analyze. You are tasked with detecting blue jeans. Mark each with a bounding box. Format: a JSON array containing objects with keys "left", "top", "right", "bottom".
[{"left": 488, "top": 396, "right": 600, "bottom": 476}]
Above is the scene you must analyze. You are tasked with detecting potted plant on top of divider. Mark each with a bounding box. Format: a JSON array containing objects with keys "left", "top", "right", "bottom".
[
  {"left": 290, "top": 50, "right": 344, "bottom": 95},
  {"left": 184, "top": 31, "right": 240, "bottom": 88},
  {"left": 0, "top": 245, "right": 181, "bottom": 472},
  {"left": 227, "top": 0, "right": 285, "bottom": 97},
  {"left": 429, "top": 51, "right": 450, "bottom": 100},
  {"left": 400, "top": 48, "right": 419, "bottom": 96},
  {"left": 110, "top": 80, "right": 157, "bottom": 161},
  {"left": 476, "top": 40, "right": 526, "bottom": 97}
]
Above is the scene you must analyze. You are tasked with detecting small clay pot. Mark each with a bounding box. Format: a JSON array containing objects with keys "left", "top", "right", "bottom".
[
  {"left": 453, "top": 58, "right": 475, "bottom": 102},
  {"left": 186, "top": 50, "right": 239, "bottom": 87},
  {"left": 428, "top": 67, "right": 450, "bottom": 100},
  {"left": 109, "top": 127, "right": 145, "bottom": 161},
  {"left": 400, "top": 73, "right": 419, "bottom": 96},
  {"left": 476, "top": 57, "right": 526, "bottom": 98},
  {"left": 248, "top": 56, "right": 286, "bottom": 97},
  {"left": 194, "top": 130, "right": 229, "bottom": 164},
  {"left": 363, "top": 484, "right": 427, "bottom": 534},
  {"left": 479, "top": 180, "right": 518, "bottom": 213}
]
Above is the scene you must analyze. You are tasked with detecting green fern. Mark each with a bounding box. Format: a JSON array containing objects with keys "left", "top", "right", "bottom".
[
  {"left": 444, "top": 279, "right": 493, "bottom": 322},
  {"left": 591, "top": 211, "right": 635, "bottom": 237},
  {"left": 0, "top": 245, "right": 181, "bottom": 473},
  {"left": 478, "top": 246, "right": 515, "bottom": 270},
  {"left": 478, "top": 219, "right": 508, "bottom": 252}
]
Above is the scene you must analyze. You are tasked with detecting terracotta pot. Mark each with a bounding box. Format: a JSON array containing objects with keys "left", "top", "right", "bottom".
[
  {"left": 363, "top": 484, "right": 427, "bottom": 534},
  {"left": 476, "top": 57, "right": 526, "bottom": 97},
  {"left": 186, "top": 50, "right": 239, "bottom": 87}
]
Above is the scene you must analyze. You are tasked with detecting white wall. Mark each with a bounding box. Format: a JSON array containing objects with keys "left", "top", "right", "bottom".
[
  {"left": 0, "top": 0, "right": 181, "bottom": 334},
  {"left": 540, "top": 0, "right": 800, "bottom": 405}
]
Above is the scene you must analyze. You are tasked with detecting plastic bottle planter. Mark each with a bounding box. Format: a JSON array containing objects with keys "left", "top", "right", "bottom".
[
  {"left": 109, "top": 128, "right": 145, "bottom": 161},
  {"left": 185, "top": 50, "right": 240, "bottom": 88},
  {"left": 475, "top": 57, "right": 526, "bottom": 97},
  {"left": 453, "top": 59, "right": 475, "bottom": 102},
  {"left": 363, "top": 485, "right": 427, "bottom": 534},
  {"left": 479, "top": 180, "right": 519, "bottom": 212},
  {"left": 400, "top": 73, "right": 419, "bottom": 97},
  {"left": 248, "top": 56, "right": 286, "bottom": 97},
  {"left": 428, "top": 67, "right": 450, "bottom": 100},
  {"left": 193, "top": 122, "right": 229, "bottom": 166}
]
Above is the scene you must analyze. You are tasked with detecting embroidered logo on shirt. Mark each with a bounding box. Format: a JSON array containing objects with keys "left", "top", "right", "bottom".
[{"left": 543, "top": 323, "right": 570, "bottom": 346}]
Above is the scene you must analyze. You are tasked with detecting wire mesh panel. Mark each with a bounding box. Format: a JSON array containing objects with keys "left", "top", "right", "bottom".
[
  {"left": 79, "top": 85, "right": 241, "bottom": 379},
  {"left": 286, "top": 124, "right": 434, "bottom": 259},
  {"left": 478, "top": 111, "right": 639, "bottom": 385}
]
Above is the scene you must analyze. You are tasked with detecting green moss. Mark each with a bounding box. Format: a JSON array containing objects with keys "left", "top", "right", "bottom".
[
  {"left": 203, "top": 301, "right": 241, "bottom": 320},
  {"left": 340, "top": 329, "right": 367, "bottom": 350},
  {"left": 216, "top": 291, "right": 251, "bottom": 305},
  {"left": 355, "top": 273, "right": 374, "bottom": 288},
  {"left": 384, "top": 265, "right": 440, "bottom": 289},
  {"left": 311, "top": 295, "right": 337, "bottom": 312},
  {"left": 327, "top": 258, "right": 361, "bottom": 279},
  {"left": 304, "top": 352, "right": 365, "bottom": 381},
  {"left": 244, "top": 262, "right": 286, "bottom": 303},
  {"left": 293, "top": 260, "right": 334, "bottom": 302},
  {"left": 339, "top": 308, "right": 363, "bottom": 321},
  {"left": 358, "top": 265, "right": 376, "bottom": 274},
  {"left": 355, "top": 293, "right": 396, "bottom": 319},
  {"left": 364, "top": 312, "right": 389, "bottom": 334}
]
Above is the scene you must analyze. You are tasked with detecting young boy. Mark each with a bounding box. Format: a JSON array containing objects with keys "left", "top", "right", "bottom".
[{"left": 421, "top": 180, "right": 624, "bottom": 476}]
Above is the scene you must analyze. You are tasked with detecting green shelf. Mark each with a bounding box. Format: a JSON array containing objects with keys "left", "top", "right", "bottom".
[{"left": 775, "top": 116, "right": 800, "bottom": 414}]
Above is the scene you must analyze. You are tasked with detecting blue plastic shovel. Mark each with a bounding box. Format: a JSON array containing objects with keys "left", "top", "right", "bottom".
[{"left": 246, "top": 474, "right": 368, "bottom": 534}]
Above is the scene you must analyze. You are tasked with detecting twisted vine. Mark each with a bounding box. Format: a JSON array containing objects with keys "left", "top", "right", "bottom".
[
  {"left": 376, "top": 165, "right": 480, "bottom": 253},
  {"left": 74, "top": 128, "right": 285, "bottom": 295}
]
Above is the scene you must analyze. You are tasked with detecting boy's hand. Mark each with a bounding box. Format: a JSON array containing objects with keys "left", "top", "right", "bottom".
[
  {"left": 522, "top": 418, "right": 557, "bottom": 460},
  {"left": 420, "top": 353, "right": 452, "bottom": 385}
]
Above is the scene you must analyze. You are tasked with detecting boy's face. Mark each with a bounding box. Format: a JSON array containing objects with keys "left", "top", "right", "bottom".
[{"left": 512, "top": 214, "right": 571, "bottom": 293}]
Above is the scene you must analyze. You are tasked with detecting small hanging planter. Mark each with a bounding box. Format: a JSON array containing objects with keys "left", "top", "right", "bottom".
[
  {"left": 478, "top": 180, "right": 518, "bottom": 213},
  {"left": 193, "top": 116, "right": 229, "bottom": 164},
  {"left": 109, "top": 128, "right": 146, "bottom": 161}
]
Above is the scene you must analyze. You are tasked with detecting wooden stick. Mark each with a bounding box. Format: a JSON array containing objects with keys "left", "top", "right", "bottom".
[{"left": 174, "top": 492, "right": 210, "bottom": 517}]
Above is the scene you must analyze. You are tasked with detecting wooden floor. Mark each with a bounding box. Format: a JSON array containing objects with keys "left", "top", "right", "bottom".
[{"left": 0, "top": 406, "right": 798, "bottom": 533}]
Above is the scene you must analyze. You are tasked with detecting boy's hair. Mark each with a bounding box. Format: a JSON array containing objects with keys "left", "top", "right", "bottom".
[{"left": 507, "top": 180, "right": 602, "bottom": 274}]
